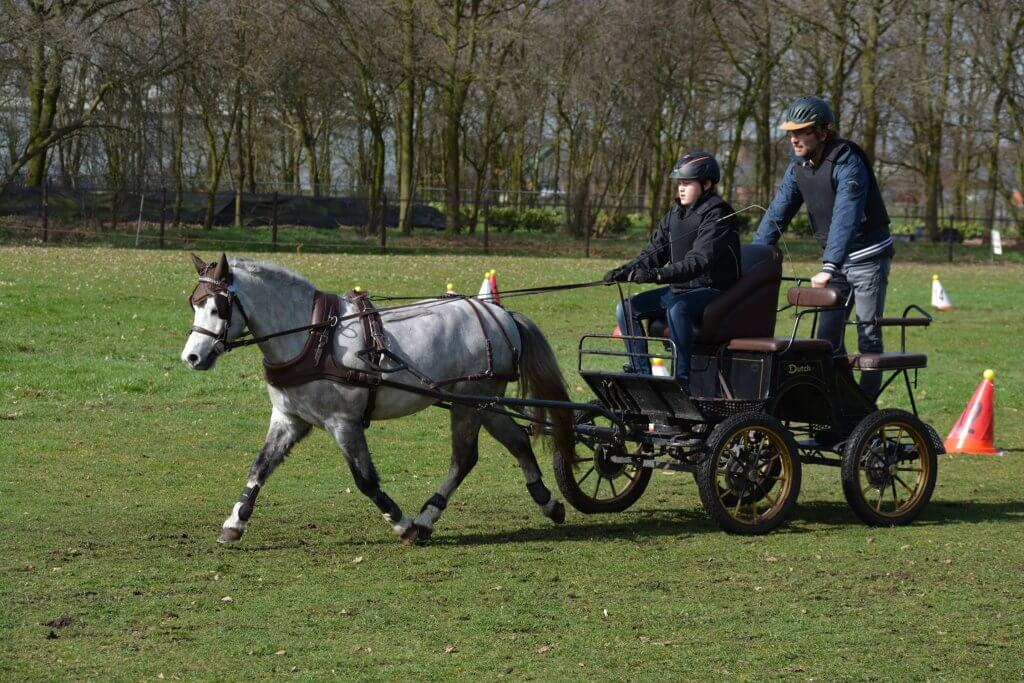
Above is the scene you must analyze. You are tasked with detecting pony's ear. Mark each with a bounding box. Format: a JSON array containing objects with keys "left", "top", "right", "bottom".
[
  {"left": 191, "top": 253, "right": 206, "bottom": 274},
  {"left": 212, "top": 253, "right": 229, "bottom": 281}
]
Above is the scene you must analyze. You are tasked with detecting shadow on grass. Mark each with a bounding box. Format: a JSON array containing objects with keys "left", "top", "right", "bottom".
[
  {"left": 432, "top": 508, "right": 716, "bottom": 546},
  {"left": 432, "top": 497, "right": 1024, "bottom": 546},
  {"left": 792, "top": 499, "right": 1024, "bottom": 527},
  {"left": 217, "top": 498, "right": 1024, "bottom": 552}
]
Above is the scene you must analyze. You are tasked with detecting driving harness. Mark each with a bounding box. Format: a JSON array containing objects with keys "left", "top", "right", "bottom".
[
  {"left": 261, "top": 289, "right": 520, "bottom": 426},
  {"left": 262, "top": 291, "right": 383, "bottom": 390},
  {"left": 189, "top": 259, "right": 522, "bottom": 426}
]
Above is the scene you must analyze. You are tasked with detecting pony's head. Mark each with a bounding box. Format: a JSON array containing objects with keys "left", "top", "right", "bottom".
[{"left": 181, "top": 253, "right": 247, "bottom": 370}]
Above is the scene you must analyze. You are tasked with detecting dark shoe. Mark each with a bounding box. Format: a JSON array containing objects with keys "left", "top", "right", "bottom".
[{"left": 622, "top": 364, "right": 652, "bottom": 374}]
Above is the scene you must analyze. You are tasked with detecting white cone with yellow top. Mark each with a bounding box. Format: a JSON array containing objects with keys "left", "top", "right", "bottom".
[
  {"left": 477, "top": 269, "right": 501, "bottom": 304},
  {"left": 931, "top": 274, "right": 953, "bottom": 311}
]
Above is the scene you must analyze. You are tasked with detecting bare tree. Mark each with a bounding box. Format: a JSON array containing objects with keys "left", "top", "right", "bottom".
[
  {"left": 706, "top": 0, "right": 794, "bottom": 205},
  {"left": 1, "top": 0, "right": 155, "bottom": 190}
]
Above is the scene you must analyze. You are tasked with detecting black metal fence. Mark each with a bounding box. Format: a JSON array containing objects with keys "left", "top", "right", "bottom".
[{"left": 1, "top": 176, "right": 1019, "bottom": 260}]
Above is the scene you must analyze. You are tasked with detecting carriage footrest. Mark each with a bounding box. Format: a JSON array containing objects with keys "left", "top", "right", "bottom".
[{"left": 842, "top": 353, "right": 927, "bottom": 371}]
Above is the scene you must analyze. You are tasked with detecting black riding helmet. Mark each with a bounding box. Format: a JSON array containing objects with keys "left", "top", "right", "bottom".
[
  {"left": 779, "top": 96, "right": 834, "bottom": 131},
  {"left": 669, "top": 151, "right": 721, "bottom": 184}
]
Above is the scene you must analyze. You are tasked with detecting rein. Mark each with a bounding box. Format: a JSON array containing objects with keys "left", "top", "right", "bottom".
[
  {"left": 371, "top": 279, "right": 604, "bottom": 302},
  {"left": 190, "top": 273, "right": 608, "bottom": 353}
]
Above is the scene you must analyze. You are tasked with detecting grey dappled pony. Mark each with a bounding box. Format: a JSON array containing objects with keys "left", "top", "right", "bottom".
[{"left": 181, "top": 254, "right": 575, "bottom": 544}]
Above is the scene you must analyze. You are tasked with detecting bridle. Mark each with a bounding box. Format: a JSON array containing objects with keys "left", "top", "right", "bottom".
[
  {"left": 187, "top": 264, "right": 252, "bottom": 355},
  {"left": 187, "top": 261, "right": 340, "bottom": 354}
]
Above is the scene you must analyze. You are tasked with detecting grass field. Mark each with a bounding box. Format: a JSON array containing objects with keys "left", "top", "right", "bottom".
[{"left": 2, "top": 246, "right": 1023, "bottom": 681}]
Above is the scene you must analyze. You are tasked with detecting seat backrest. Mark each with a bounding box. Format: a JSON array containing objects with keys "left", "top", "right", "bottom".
[
  {"left": 695, "top": 244, "right": 782, "bottom": 344},
  {"left": 787, "top": 285, "right": 841, "bottom": 308}
]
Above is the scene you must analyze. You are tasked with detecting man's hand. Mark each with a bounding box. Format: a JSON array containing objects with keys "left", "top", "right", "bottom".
[
  {"left": 602, "top": 265, "right": 632, "bottom": 284},
  {"left": 810, "top": 271, "right": 832, "bottom": 288},
  {"left": 630, "top": 267, "right": 660, "bottom": 284}
]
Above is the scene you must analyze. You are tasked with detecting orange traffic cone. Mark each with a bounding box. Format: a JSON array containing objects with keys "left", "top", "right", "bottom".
[
  {"left": 945, "top": 369, "right": 1002, "bottom": 455},
  {"left": 611, "top": 324, "right": 622, "bottom": 338}
]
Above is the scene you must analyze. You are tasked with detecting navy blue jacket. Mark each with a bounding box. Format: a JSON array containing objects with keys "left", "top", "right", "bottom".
[{"left": 753, "top": 139, "right": 892, "bottom": 274}]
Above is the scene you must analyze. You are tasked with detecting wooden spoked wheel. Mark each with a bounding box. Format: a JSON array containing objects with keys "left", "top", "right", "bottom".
[
  {"left": 696, "top": 413, "right": 802, "bottom": 535},
  {"left": 552, "top": 409, "right": 651, "bottom": 514},
  {"left": 841, "top": 409, "right": 938, "bottom": 526}
]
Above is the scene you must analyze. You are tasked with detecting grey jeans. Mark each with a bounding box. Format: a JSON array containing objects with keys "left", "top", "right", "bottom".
[{"left": 816, "top": 253, "right": 892, "bottom": 399}]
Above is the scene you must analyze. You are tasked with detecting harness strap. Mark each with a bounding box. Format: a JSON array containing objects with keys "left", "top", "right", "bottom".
[
  {"left": 259, "top": 291, "right": 520, "bottom": 410},
  {"left": 430, "top": 297, "right": 519, "bottom": 387},
  {"left": 262, "top": 292, "right": 384, "bottom": 390},
  {"left": 349, "top": 289, "right": 386, "bottom": 427}
]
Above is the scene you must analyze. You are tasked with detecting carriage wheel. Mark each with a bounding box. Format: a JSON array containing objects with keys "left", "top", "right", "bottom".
[
  {"left": 695, "top": 413, "right": 801, "bottom": 535},
  {"left": 552, "top": 409, "right": 652, "bottom": 514},
  {"left": 841, "top": 409, "right": 938, "bottom": 526}
]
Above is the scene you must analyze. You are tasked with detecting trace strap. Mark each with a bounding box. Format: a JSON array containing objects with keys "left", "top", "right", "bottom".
[{"left": 371, "top": 279, "right": 605, "bottom": 302}]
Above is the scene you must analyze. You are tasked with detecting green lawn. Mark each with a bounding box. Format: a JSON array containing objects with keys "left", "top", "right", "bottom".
[{"left": 2, "top": 247, "right": 1023, "bottom": 681}]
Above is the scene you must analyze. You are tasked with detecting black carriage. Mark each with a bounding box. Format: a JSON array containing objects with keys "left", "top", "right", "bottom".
[{"left": 552, "top": 245, "right": 943, "bottom": 535}]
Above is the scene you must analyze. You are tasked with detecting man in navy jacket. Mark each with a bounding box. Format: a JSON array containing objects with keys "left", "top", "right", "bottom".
[{"left": 753, "top": 96, "right": 893, "bottom": 399}]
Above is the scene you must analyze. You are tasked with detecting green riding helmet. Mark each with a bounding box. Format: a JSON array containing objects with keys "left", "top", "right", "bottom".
[
  {"left": 669, "top": 151, "right": 721, "bottom": 184},
  {"left": 779, "top": 96, "right": 835, "bottom": 131}
]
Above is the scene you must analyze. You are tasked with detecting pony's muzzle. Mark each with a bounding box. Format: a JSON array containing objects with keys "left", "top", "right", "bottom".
[
  {"left": 183, "top": 351, "right": 207, "bottom": 370},
  {"left": 181, "top": 341, "right": 219, "bottom": 370}
]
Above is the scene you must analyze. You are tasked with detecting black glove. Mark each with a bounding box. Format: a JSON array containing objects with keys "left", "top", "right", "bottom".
[
  {"left": 630, "top": 267, "right": 660, "bottom": 284},
  {"left": 603, "top": 265, "right": 633, "bottom": 283}
]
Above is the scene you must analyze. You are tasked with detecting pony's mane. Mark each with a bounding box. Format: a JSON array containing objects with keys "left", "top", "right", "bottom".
[{"left": 229, "top": 257, "right": 317, "bottom": 293}]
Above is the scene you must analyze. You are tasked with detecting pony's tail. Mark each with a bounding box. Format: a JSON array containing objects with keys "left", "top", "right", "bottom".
[{"left": 510, "top": 311, "right": 578, "bottom": 465}]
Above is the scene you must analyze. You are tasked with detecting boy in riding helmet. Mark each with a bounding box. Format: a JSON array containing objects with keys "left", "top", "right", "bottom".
[
  {"left": 753, "top": 96, "right": 893, "bottom": 399},
  {"left": 604, "top": 151, "right": 741, "bottom": 391}
]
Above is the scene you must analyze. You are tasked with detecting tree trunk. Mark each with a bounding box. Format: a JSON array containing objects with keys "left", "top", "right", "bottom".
[
  {"left": 722, "top": 100, "right": 750, "bottom": 203},
  {"left": 510, "top": 126, "right": 524, "bottom": 209},
  {"left": 172, "top": 92, "right": 184, "bottom": 226},
  {"left": 293, "top": 104, "right": 320, "bottom": 197},
  {"left": 755, "top": 62, "right": 773, "bottom": 206},
  {"left": 368, "top": 122, "right": 386, "bottom": 235},
  {"left": 246, "top": 99, "right": 257, "bottom": 194},
  {"left": 923, "top": 0, "right": 954, "bottom": 239},
  {"left": 26, "top": 18, "right": 64, "bottom": 187},
  {"left": 443, "top": 99, "right": 462, "bottom": 233},
  {"left": 398, "top": 0, "right": 416, "bottom": 234},
  {"left": 203, "top": 123, "right": 223, "bottom": 230},
  {"left": 859, "top": 0, "right": 882, "bottom": 165},
  {"left": 234, "top": 96, "right": 245, "bottom": 228},
  {"left": 645, "top": 115, "right": 665, "bottom": 230}
]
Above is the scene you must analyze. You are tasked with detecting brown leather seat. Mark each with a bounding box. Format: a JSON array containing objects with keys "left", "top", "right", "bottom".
[
  {"left": 787, "top": 286, "right": 841, "bottom": 308},
  {"left": 726, "top": 337, "right": 834, "bottom": 353},
  {"left": 843, "top": 353, "right": 928, "bottom": 370},
  {"left": 647, "top": 244, "right": 783, "bottom": 342}
]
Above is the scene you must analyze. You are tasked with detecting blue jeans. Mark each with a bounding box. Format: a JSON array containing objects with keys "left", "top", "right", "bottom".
[
  {"left": 615, "top": 286, "right": 721, "bottom": 383},
  {"left": 817, "top": 254, "right": 892, "bottom": 398}
]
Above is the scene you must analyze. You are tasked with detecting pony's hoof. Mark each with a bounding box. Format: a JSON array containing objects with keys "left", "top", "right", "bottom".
[
  {"left": 549, "top": 501, "right": 566, "bottom": 524},
  {"left": 218, "top": 527, "right": 243, "bottom": 544},
  {"left": 401, "top": 524, "right": 432, "bottom": 546}
]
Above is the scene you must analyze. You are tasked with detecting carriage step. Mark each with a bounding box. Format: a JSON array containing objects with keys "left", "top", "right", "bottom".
[{"left": 609, "top": 455, "right": 693, "bottom": 472}]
